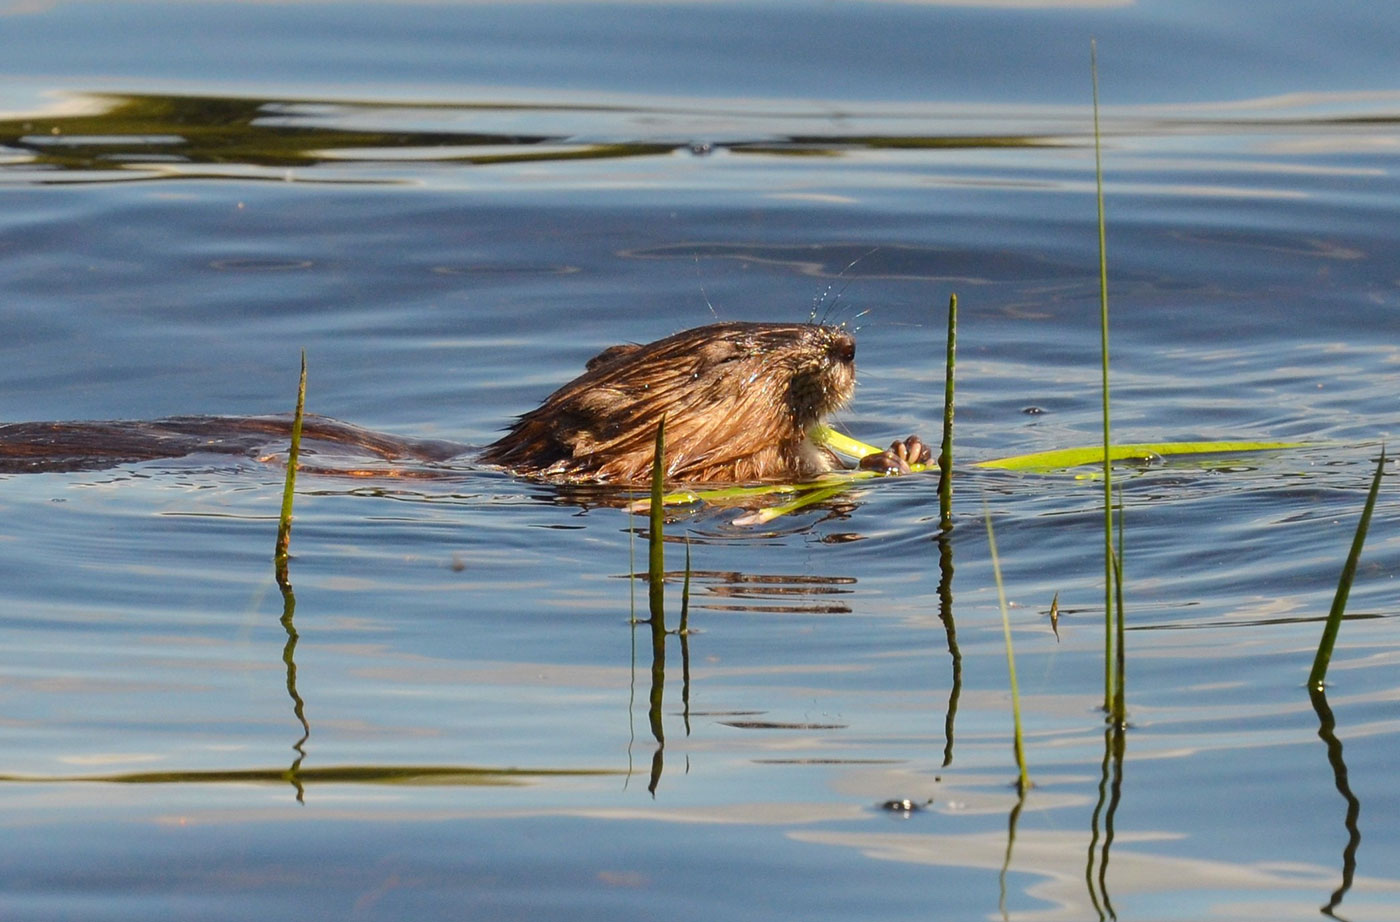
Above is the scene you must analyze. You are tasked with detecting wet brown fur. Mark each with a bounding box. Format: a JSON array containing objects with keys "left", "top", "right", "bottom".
[
  {"left": 0, "top": 322, "right": 857, "bottom": 482},
  {"left": 481, "top": 322, "right": 857, "bottom": 483},
  {"left": 0, "top": 415, "right": 462, "bottom": 474}
]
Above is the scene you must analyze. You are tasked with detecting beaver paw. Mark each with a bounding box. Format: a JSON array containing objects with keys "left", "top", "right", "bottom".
[{"left": 858, "top": 436, "right": 933, "bottom": 475}]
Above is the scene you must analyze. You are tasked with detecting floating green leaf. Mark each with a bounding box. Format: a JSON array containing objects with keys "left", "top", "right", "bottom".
[{"left": 975, "top": 441, "right": 1305, "bottom": 473}]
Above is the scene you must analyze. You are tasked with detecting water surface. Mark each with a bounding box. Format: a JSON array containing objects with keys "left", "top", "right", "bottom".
[{"left": 1, "top": 2, "right": 1398, "bottom": 920}]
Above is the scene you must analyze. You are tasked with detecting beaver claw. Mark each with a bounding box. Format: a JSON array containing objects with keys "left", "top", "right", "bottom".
[{"left": 858, "top": 435, "right": 933, "bottom": 475}]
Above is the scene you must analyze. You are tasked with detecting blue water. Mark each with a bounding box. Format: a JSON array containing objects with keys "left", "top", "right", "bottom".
[{"left": 2, "top": 2, "right": 1399, "bottom": 920}]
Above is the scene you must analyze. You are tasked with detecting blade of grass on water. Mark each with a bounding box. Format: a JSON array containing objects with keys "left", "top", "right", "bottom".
[
  {"left": 1309, "top": 447, "right": 1386, "bottom": 691},
  {"left": 1092, "top": 38, "right": 1116, "bottom": 712},
  {"left": 275, "top": 349, "right": 307, "bottom": 570},
  {"left": 975, "top": 440, "right": 1305, "bottom": 472},
  {"left": 939, "top": 293, "right": 957, "bottom": 529},
  {"left": 984, "top": 497, "right": 1030, "bottom": 794},
  {"left": 648, "top": 417, "right": 666, "bottom": 625}
]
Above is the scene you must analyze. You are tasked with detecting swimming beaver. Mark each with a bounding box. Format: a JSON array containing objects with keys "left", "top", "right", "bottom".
[
  {"left": 0, "top": 322, "right": 928, "bottom": 481},
  {"left": 483, "top": 321, "right": 928, "bottom": 482}
]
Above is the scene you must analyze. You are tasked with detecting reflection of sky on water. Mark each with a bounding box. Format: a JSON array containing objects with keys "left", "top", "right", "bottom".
[{"left": 793, "top": 826, "right": 1400, "bottom": 921}]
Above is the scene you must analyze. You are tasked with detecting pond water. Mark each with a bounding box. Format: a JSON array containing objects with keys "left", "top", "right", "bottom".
[{"left": 1, "top": 2, "right": 1398, "bottom": 920}]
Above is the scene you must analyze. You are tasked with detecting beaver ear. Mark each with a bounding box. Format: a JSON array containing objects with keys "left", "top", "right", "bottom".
[{"left": 585, "top": 343, "right": 643, "bottom": 371}]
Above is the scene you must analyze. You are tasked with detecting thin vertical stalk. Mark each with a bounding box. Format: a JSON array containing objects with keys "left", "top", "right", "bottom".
[
  {"left": 275, "top": 350, "right": 307, "bottom": 573},
  {"left": 1092, "top": 40, "right": 1115, "bottom": 711},
  {"left": 648, "top": 417, "right": 667, "bottom": 625},
  {"left": 1309, "top": 447, "right": 1386, "bottom": 690},
  {"left": 985, "top": 498, "right": 1030, "bottom": 793},
  {"left": 939, "top": 293, "right": 958, "bottom": 530}
]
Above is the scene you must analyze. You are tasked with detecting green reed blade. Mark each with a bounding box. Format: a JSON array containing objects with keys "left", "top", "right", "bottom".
[
  {"left": 637, "top": 438, "right": 1305, "bottom": 520},
  {"left": 984, "top": 497, "right": 1030, "bottom": 793},
  {"left": 635, "top": 480, "right": 807, "bottom": 511},
  {"left": 275, "top": 349, "right": 307, "bottom": 568},
  {"left": 648, "top": 417, "right": 667, "bottom": 625},
  {"left": 1309, "top": 447, "right": 1386, "bottom": 691},
  {"left": 815, "top": 427, "right": 884, "bottom": 461},
  {"left": 975, "top": 440, "right": 1305, "bottom": 472},
  {"left": 1091, "top": 38, "right": 1115, "bottom": 711},
  {"left": 731, "top": 482, "right": 853, "bottom": 527},
  {"left": 628, "top": 494, "right": 637, "bottom": 623},
  {"left": 679, "top": 536, "right": 691, "bottom": 636}
]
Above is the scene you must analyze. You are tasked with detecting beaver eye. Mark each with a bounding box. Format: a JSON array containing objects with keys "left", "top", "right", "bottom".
[{"left": 698, "top": 339, "right": 742, "bottom": 369}]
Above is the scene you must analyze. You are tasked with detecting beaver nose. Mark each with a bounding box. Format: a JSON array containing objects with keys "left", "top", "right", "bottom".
[{"left": 831, "top": 332, "right": 855, "bottom": 364}]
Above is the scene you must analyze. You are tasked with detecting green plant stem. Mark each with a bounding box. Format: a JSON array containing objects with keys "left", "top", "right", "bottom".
[
  {"left": 939, "top": 293, "right": 957, "bottom": 530},
  {"left": 1309, "top": 447, "right": 1386, "bottom": 690},
  {"left": 648, "top": 417, "right": 667, "bottom": 625},
  {"left": 1092, "top": 39, "right": 1115, "bottom": 711},
  {"left": 985, "top": 498, "right": 1030, "bottom": 793},
  {"left": 275, "top": 350, "right": 307, "bottom": 570}
]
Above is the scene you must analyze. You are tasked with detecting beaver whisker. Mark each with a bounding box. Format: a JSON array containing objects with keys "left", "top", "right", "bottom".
[{"left": 815, "top": 246, "right": 881, "bottom": 327}]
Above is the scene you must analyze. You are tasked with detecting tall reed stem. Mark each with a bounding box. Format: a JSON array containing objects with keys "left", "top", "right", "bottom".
[
  {"left": 1092, "top": 39, "right": 1116, "bottom": 711},
  {"left": 1309, "top": 447, "right": 1386, "bottom": 690}
]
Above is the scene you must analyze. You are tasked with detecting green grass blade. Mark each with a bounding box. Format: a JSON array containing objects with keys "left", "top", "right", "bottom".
[
  {"left": 275, "top": 349, "right": 307, "bottom": 570},
  {"left": 1092, "top": 38, "right": 1115, "bottom": 712},
  {"left": 821, "top": 427, "right": 1305, "bottom": 475},
  {"left": 815, "top": 427, "right": 884, "bottom": 461},
  {"left": 637, "top": 439, "right": 1308, "bottom": 526},
  {"left": 984, "top": 497, "right": 1030, "bottom": 794},
  {"left": 635, "top": 480, "right": 808, "bottom": 510},
  {"left": 731, "top": 482, "right": 853, "bottom": 527},
  {"left": 648, "top": 417, "right": 666, "bottom": 625},
  {"left": 628, "top": 494, "right": 637, "bottom": 623},
  {"left": 975, "top": 440, "right": 1305, "bottom": 472},
  {"left": 939, "top": 293, "right": 957, "bottom": 529},
  {"left": 1308, "top": 447, "right": 1386, "bottom": 690}
]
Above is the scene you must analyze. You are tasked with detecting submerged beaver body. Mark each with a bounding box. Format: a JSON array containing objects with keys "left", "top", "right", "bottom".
[
  {"left": 481, "top": 322, "right": 857, "bottom": 483},
  {"left": 1, "top": 321, "right": 924, "bottom": 481},
  {"left": 0, "top": 415, "right": 464, "bottom": 475}
]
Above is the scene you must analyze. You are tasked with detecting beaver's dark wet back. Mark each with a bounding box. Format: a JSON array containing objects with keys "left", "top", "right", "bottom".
[{"left": 0, "top": 416, "right": 464, "bottom": 473}]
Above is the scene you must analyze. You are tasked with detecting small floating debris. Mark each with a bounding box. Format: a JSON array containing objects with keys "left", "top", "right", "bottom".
[{"left": 879, "top": 798, "right": 931, "bottom": 816}]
